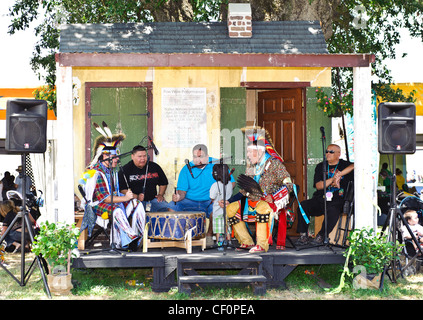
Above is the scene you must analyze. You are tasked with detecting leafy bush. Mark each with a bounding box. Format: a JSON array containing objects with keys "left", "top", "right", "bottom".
[
  {"left": 32, "top": 221, "right": 79, "bottom": 274},
  {"left": 347, "top": 228, "right": 402, "bottom": 275}
]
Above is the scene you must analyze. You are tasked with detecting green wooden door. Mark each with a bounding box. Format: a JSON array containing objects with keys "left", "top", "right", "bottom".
[
  {"left": 220, "top": 87, "right": 247, "bottom": 193},
  {"left": 90, "top": 87, "right": 148, "bottom": 159}
]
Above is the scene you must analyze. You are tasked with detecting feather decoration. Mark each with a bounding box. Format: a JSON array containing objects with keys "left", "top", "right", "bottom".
[
  {"left": 89, "top": 146, "right": 105, "bottom": 168},
  {"left": 89, "top": 121, "right": 126, "bottom": 168},
  {"left": 93, "top": 122, "right": 109, "bottom": 140},
  {"left": 112, "top": 134, "right": 126, "bottom": 147},
  {"left": 237, "top": 174, "right": 264, "bottom": 198},
  {"left": 102, "top": 121, "right": 113, "bottom": 139}
]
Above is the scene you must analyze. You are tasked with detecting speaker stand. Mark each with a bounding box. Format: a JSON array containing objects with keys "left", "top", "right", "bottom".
[{"left": 0, "top": 153, "right": 51, "bottom": 298}]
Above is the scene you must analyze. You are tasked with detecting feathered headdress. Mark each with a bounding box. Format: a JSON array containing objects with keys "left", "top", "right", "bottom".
[
  {"left": 89, "top": 121, "right": 126, "bottom": 168},
  {"left": 242, "top": 126, "right": 284, "bottom": 163}
]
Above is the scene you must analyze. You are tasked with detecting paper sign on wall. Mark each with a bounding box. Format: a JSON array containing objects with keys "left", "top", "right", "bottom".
[{"left": 162, "top": 88, "right": 207, "bottom": 148}]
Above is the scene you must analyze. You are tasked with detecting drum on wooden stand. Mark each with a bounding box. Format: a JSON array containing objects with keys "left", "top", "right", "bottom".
[
  {"left": 143, "top": 211, "right": 207, "bottom": 253},
  {"left": 146, "top": 211, "right": 206, "bottom": 240}
]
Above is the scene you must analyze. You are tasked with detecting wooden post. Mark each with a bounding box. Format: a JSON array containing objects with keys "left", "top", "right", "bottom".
[
  {"left": 56, "top": 65, "right": 75, "bottom": 224},
  {"left": 353, "top": 66, "right": 377, "bottom": 230}
]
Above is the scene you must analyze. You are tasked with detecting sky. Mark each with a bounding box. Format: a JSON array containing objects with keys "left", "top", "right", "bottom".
[{"left": 0, "top": 0, "right": 43, "bottom": 88}]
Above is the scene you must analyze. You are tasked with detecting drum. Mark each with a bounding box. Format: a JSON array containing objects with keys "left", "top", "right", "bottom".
[{"left": 146, "top": 211, "right": 206, "bottom": 240}]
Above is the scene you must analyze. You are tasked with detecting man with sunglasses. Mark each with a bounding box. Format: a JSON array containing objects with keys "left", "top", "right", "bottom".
[{"left": 296, "top": 144, "right": 354, "bottom": 246}]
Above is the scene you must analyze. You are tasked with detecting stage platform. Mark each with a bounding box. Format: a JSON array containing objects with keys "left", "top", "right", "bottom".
[{"left": 71, "top": 243, "right": 346, "bottom": 294}]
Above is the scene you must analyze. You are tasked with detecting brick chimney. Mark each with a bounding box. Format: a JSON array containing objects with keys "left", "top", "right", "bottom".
[{"left": 227, "top": 3, "right": 252, "bottom": 38}]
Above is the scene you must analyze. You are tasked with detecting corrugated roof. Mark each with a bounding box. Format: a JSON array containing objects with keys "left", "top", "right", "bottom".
[{"left": 59, "top": 21, "right": 328, "bottom": 55}]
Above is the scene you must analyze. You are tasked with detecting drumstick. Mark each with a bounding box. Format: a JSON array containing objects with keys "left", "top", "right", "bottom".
[
  {"left": 117, "top": 161, "right": 135, "bottom": 206},
  {"left": 174, "top": 158, "right": 178, "bottom": 204},
  {"left": 117, "top": 161, "right": 131, "bottom": 190}
]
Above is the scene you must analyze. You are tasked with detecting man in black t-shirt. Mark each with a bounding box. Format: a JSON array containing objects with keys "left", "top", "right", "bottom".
[
  {"left": 118, "top": 145, "right": 169, "bottom": 212},
  {"left": 296, "top": 144, "right": 354, "bottom": 245}
]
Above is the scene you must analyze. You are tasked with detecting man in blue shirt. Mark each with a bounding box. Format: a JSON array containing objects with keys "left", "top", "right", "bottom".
[{"left": 170, "top": 144, "right": 234, "bottom": 217}]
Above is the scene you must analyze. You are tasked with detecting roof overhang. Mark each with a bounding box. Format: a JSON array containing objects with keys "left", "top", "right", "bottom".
[{"left": 56, "top": 53, "right": 375, "bottom": 68}]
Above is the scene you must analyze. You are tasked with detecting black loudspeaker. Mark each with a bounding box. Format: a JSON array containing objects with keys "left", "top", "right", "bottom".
[
  {"left": 6, "top": 99, "right": 48, "bottom": 153},
  {"left": 378, "top": 102, "right": 416, "bottom": 154}
]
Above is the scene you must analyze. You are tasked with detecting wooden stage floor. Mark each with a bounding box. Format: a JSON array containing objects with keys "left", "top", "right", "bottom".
[{"left": 72, "top": 241, "right": 346, "bottom": 294}]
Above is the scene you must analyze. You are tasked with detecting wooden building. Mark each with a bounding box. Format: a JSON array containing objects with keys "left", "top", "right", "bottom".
[{"left": 54, "top": 4, "right": 375, "bottom": 230}]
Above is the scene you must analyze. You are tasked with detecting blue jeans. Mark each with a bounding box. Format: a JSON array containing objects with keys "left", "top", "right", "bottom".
[
  {"left": 143, "top": 198, "right": 170, "bottom": 212},
  {"left": 168, "top": 198, "right": 213, "bottom": 218},
  {"left": 4, "top": 229, "right": 23, "bottom": 248}
]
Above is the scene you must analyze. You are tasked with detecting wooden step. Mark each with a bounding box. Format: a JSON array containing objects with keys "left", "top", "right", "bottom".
[
  {"left": 179, "top": 274, "right": 266, "bottom": 284},
  {"left": 177, "top": 254, "right": 263, "bottom": 264},
  {"left": 178, "top": 274, "right": 267, "bottom": 295}
]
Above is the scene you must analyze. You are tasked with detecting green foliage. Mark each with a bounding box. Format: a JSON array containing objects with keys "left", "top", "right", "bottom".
[
  {"left": 32, "top": 85, "right": 56, "bottom": 112},
  {"left": 32, "top": 221, "right": 79, "bottom": 273},
  {"left": 6, "top": 0, "right": 225, "bottom": 87},
  {"left": 346, "top": 228, "right": 403, "bottom": 275},
  {"left": 328, "top": 1, "right": 422, "bottom": 104},
  {"left": 374, "top": 82, "right": 417, "bottom": 104},
  {"left": 315, "top": 86, "right": 353, "bottom": 117},
  {"left": 6, "top": 0, "right": 423, "bottom": 114}
]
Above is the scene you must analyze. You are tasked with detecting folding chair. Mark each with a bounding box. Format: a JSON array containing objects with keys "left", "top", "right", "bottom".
[
  {"left": 333, "top": 181, "right": 354, "bottom": 247},
  {"left": 78, "top": 184, "right": 110, "bottom": 249},
  {"left": 85, "top": 219, "right": 110, "bottom": 249}
]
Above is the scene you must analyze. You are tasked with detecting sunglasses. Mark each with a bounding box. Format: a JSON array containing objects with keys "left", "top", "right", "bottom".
[{"left": 325, "top": 150, "right": 336, "bottom": 154}]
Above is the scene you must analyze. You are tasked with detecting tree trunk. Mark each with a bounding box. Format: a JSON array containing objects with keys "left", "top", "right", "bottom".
[{"left": 145, "top": 0, "right": 340, "bottom": 40}]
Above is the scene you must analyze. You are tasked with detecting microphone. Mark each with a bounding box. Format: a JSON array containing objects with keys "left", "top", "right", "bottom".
[
  {"left": 320, "top": 126, "right": 325, "bottom": 138},
  {"left": 148, "top": 136, "right": 159, "bottom": 155},
  {"left": 185, "top": 159, "right": 194, "bottom": 178}
]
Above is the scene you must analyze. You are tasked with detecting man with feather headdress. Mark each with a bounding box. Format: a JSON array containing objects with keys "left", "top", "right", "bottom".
[
  {"left": 80, "top": 122, "right": 145, "bottom": 250},
  {"left": 226, "top": 127, "right": 293, "bottom": 253}
]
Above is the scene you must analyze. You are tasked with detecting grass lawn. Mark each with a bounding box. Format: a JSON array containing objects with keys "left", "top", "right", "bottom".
[{"left": 1, "top": 252, "right": 422, "bottom": 301}]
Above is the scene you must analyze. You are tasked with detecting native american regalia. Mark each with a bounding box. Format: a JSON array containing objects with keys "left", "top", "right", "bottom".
[
  {"left": 79, "top": 122, "right": 145, "bottom": 249},
  {"left": 227, "top": 127, "right": 292, "bottom": 253}
]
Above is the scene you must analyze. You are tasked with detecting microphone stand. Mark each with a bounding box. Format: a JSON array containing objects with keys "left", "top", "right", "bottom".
[
  {"left": 322, "top": 129, "right": 329, "bottom": 245},
  {"left": 314, "top": 128, "right": 335, "bottom": 252},
  {"left": 298, "top": 127, "right": 334, "bottom": 253},
  {"left": 220, "top": 158, "right": 238, "bottom": 254},
  {"left": 204, "top": 157, "right": 237, "bottom": 254}
]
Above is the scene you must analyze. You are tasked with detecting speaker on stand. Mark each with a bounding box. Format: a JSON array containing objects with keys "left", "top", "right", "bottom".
[
  {"left": 378, "top": 102, "right": 418, "bottom": 289},
  {"left": 378, "top": 102, "right": 416, "bottom": 154},
  {"left": 0, "top": 99, "right": 51, "bottom": 297},
  {"left": 5, "top": 99, "right": 47, "bottom": 153}
]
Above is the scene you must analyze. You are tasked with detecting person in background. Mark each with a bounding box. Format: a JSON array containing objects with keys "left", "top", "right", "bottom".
[
  {"left": 379, "top": 162, "right": 392, "bottom": 194},
  {"left": 1, "top": 172, "right": 15, "bottom": 200},
  {"left": 396, "top": 168, "right": 406, "bottom": 191},
  {"left": 14, "top": 166, "right": 32, "bottom": 197},
  {"left": 0, "top": 200, "right": 36, "bottom": 253},
  {"left": 401, "top": 210, "right": 423, "bottom": 251}
]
